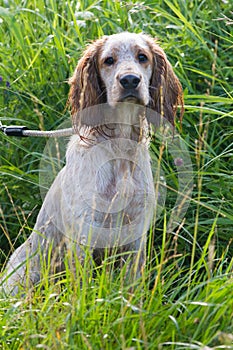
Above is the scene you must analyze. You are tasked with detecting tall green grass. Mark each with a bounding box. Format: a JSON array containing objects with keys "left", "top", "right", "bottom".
[{"left": 0, "top": 0, "right": 233, "bottom": 349}]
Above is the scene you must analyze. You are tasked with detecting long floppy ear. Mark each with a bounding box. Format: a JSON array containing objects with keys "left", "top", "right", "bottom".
[
  {"left": 146, "top": 37, "right": 184, "bottom": 125},
  {"left": 68, "top": 37, "right": 107, "bottom": 117}
]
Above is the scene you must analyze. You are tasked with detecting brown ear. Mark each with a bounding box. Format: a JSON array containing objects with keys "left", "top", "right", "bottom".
[
  {"left": 68, "top": 37, "right": 107, "bottom": 116},
  {"left": 146, "top": 37, "right": 184, "bottom": 125}
]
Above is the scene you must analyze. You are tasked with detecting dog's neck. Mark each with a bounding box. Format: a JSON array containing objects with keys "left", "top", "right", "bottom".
[{"left": 72, "top": 103, "right": 150, "bottom": 146}]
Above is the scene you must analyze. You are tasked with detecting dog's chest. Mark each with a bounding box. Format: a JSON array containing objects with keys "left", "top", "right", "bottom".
[{"left": 61, "top": 134, "right": 155, "bottom": 246}]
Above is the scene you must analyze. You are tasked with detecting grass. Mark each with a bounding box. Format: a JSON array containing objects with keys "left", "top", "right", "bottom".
[{"left": 0, "top": 0, "right": 233, "bottom": 348}]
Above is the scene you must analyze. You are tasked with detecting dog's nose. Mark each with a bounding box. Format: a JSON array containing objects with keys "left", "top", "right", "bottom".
[{"left": 120, "top": 74, "right": 141, "bottom": 90}]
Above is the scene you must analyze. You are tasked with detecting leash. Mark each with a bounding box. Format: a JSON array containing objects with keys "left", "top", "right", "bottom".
[{"left": 0, "top": 121, "right": 73, "bottom": 138}]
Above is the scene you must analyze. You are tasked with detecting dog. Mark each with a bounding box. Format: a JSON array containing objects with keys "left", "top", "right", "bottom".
[{"left": 1, "top": 32, "right": 183, "bottom": 295}]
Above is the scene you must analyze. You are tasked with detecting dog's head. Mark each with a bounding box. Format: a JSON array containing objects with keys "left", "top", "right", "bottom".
[{"left": 69, "top": 32, "right": 183, "bottom": 125}]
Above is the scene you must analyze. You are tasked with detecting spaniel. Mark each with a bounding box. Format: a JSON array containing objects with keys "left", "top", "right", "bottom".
[{"left": 1, "top": 32, "right": 183, "bottom": 295}]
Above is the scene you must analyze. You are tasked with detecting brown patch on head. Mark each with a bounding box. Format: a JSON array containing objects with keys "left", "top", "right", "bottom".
[
  {"left": 144, "top": 35, "right": 184, "bottom": 124},
  {"left": 68, "top": 37, "right": 108, "bottom": 116}
]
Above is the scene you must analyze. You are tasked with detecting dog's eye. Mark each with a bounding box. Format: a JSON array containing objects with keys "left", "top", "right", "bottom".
[
  {"left": 104, "top": 57, "right": 115, "bottom": 66},
  {"left": 138, "top": 53, "right": 148, "bottom": 63}
]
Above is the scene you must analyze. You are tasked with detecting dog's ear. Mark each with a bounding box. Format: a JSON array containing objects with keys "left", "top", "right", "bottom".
[
  {"left": 68, "top": 38, "right": 107, "bottom": 117},
  {"left": 146, "top": 37, "right": 184, "bottom": 125}
]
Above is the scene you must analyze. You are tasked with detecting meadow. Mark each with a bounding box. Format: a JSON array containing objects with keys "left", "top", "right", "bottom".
[{"left": 0, "top": 0, "right": 232, "bottom": 349}]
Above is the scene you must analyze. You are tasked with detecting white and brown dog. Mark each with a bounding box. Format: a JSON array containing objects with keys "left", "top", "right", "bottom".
[{"left": 1, "top": 32, "right": 183, "bottom": 295}]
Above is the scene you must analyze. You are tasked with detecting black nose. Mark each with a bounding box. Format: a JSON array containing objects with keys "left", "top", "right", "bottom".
[{"left": 119, "top": 74, "right": 141, "bottom": 90}]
